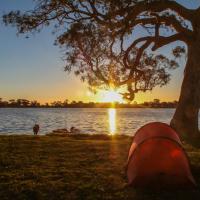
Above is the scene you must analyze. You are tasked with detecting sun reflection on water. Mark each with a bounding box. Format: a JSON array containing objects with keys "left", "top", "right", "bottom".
[{"left": 108, "top": 108, "right": 116, "bottom": 134}]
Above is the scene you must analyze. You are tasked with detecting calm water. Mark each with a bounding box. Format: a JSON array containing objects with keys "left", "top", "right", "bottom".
[{"left": 0, "top": 108, "right": 179, "bottom": 136}]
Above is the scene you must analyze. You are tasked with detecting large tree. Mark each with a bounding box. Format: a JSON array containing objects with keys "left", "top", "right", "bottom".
[{"left": 3, "top": 0, "right": 200, "bottom": 144}]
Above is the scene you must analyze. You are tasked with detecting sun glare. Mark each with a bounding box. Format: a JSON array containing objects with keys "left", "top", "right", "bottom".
[
  {"left": 100, "top": 90, "right": 124, "bottom": 103},
  {"left": 108, "top": 108, "right": 116, "bottom": 134}
]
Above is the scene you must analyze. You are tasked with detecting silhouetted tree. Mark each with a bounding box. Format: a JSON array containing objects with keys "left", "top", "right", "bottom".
[
  {"left": 45, "top": 103, "right": 50, "bottom": 107},
  {"left": 16, "top": 99, "right": 30, "bottom": 107},
  {"left": 16, "top": 99, "right": 22, "bottom": 107},
  {"left": 3, "top": 0, "right": 200, "bottom": 144},
  {"left": 21, "top": 99, "right": 30, "bottom": 107},
  {"left": 51, "top": 101, "right": 63, "bottom": 107},
  {"left": 0, "top": 98, "right": 5, "bottom": 107},
  {"left": 9, "top": 99, "right": 17, "bottom": 107},
  {"left": 30, "top": 100, "right": 40, "bottom": 107},
  {"left": 71, "top": 101, "right": 77, "bottom": 104},
  {"left": 0, "top": 99, "right": 8, "bottom": 107},
  {"left": 63, "top": 99, "right": 69, "bottom": 107},
  {"left": 153, "top": 99, "right": 160, "bottom": 104}
]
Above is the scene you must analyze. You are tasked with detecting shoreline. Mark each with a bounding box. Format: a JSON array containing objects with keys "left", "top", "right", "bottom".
[
  {"left": 0, "top": 107, "right": 176, "bottom": 109},
  {"left": 0, "top": 132, "right": 134, "bottom": 137}
]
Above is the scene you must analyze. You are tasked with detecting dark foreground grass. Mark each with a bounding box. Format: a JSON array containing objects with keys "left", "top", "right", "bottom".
[{"left": 0, "top": 134, "right": 200, "bottom": 200}]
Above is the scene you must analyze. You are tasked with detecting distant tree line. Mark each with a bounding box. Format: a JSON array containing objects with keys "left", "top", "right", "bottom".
[{"left": 0, "top": 98, "right": 178, "bottom": 108}]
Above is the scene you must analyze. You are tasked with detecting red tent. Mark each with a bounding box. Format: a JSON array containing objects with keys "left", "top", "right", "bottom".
[{"left": 126, "top": 122, "right": 196, "bottom": 189}]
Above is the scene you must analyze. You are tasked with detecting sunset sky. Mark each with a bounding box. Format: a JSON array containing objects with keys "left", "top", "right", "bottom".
[{"left": 0, "top": 0, "right": 199, "bottom": 103}]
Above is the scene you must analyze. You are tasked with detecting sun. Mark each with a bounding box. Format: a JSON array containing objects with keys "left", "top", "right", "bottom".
[{"left": 100, "top": 89, "right": 124, "bottom": 103}]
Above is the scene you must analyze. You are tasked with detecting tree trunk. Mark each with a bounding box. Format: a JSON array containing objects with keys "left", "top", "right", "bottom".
[{"left": 170, "top": 31, "right": 200, "bottom": 145}]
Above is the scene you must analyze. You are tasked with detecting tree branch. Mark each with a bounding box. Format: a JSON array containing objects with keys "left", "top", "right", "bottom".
[{"left": 124, "top": 0, "right": 193, "bottom": 22}]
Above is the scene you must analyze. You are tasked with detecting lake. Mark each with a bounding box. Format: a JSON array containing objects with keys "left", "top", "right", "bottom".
[{"left": 0, "top": 108, "right": 181, "bottom": 135}]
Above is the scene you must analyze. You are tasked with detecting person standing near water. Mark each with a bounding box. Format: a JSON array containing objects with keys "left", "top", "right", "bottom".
[{"left": 33, "top": 124, "right": 40, "bottom": 135}]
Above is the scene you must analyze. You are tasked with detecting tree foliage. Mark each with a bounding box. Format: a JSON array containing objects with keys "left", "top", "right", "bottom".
[{"left": 3, "top": 0, "right": 193, "bottom": 100}]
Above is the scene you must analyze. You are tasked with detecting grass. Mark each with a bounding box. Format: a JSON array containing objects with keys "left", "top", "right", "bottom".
[{"left": 0, "top": 134, "right": 200, "bottom": 200}]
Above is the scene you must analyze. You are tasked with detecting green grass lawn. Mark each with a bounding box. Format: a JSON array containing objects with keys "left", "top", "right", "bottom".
[{"left": 0, "top": 134, "right": 200, "bottom": 200}]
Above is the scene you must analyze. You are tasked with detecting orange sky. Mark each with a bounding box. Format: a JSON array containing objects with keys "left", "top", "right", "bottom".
[{"left": 0, "top": 0, "right": 189, "bottom": 104}]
